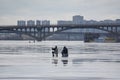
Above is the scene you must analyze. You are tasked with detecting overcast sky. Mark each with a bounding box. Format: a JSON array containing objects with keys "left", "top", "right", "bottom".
[{"left": 0, "top": 0, "right": 120, "bottom": 25}]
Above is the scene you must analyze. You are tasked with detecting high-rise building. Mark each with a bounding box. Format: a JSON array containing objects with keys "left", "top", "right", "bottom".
[
  {"left": 17, "top": 20, "right": 26, "bottom": 26},
  {"left": 36, "top": 20, "right": 41, "bottom": 26},
  {"left": 27, "top": 20, "right": 35, "bottom": 26},
  {"left": 73, "top": 15, "right": 84, "bottom": 24},
  {"left": 42, "top": 20, "right": 50, "bottom": 25}
]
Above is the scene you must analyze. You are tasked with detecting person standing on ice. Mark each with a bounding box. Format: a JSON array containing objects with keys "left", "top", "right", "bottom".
[{"left": 52, "top": 46, "right": 58, "bottom": 57}]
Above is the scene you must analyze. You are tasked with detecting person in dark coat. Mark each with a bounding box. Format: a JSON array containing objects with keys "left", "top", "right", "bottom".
[
  {"left": 52, "top": 46, "right": 58, "bottom": 57},
  {"left": 52, "top": 48, "right": 55, "bottom": 57},
  {"left": 61, "top": 46, "right": 68, "bottom": 57}
]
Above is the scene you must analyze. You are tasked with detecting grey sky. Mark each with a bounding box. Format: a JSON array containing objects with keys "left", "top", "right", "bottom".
[{"left": 0, "top": 0, "right": 120, "bottom": 25}]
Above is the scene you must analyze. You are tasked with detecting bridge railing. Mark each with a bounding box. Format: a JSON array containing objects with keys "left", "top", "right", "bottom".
[{"left": 0, "top": 23, "right": 120, "bottom": 28}]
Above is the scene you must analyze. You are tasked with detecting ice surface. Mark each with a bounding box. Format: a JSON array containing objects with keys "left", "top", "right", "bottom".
[{"left": 0, "top": 41, "right": 120, "bottom": 80}]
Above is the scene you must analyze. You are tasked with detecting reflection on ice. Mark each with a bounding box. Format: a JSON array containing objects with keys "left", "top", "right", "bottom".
[
  {"left": 52, "top": 58, "right": 58, "bottom": 66},
  {"left": 0, "top": 41, "right": 120, "bottom": 80},
  {"left": 52, "top": 58, "right": 69, "bottom": 66},
  {"left": 61, "top": 59, "right": 68, "bottom": 65}
]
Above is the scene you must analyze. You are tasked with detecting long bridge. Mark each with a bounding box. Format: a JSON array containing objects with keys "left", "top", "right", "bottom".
[{"left": 0, "top": 24, "right": 120, "bottom": 41}]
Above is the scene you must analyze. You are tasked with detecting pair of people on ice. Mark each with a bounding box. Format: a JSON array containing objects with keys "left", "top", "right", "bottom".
[{"left": 52, "top": 46, "right": 68, "bottom": 57}]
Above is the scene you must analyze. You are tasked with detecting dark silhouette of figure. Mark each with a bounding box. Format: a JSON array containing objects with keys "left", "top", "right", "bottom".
[
  {"left": 52, "top": 48, "right": 55, "bottom": 57},
  {"left": 52, "top": 46, "right": 58, "bottom": 57},
  {"left": 61, "top": 46, "right": 68, "bottom": 57}
]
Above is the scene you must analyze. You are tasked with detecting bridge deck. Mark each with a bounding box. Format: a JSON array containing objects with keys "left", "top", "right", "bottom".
[{"left": 0, "top": 24, "right": 120, "bottom": 28}]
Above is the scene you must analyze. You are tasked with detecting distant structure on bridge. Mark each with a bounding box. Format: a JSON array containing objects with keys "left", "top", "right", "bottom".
[
  {"left": 58, "top": 15, "right": 84, "bottom": 25},
  {"left": 17, "top": 20, "right": 50, "bottom": 26},
  {"left": 57, "top": 15, "right": 120, "bottom": 25},
  {"left": 17, "top": 15, "right": 120, "bottom": 26}
]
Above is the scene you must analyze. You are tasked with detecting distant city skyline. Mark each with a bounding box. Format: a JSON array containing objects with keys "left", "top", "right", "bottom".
[
  {"left": 0, "top": 0, "right": 120, "bottom": 25},
  {"left": 17, "top": 15, "right": 120, "bottom": 26}
]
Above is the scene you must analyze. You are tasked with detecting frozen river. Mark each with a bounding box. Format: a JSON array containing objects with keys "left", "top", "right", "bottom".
[{"left": 0, "top": 41, "right": 120, "bottom": 80}]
